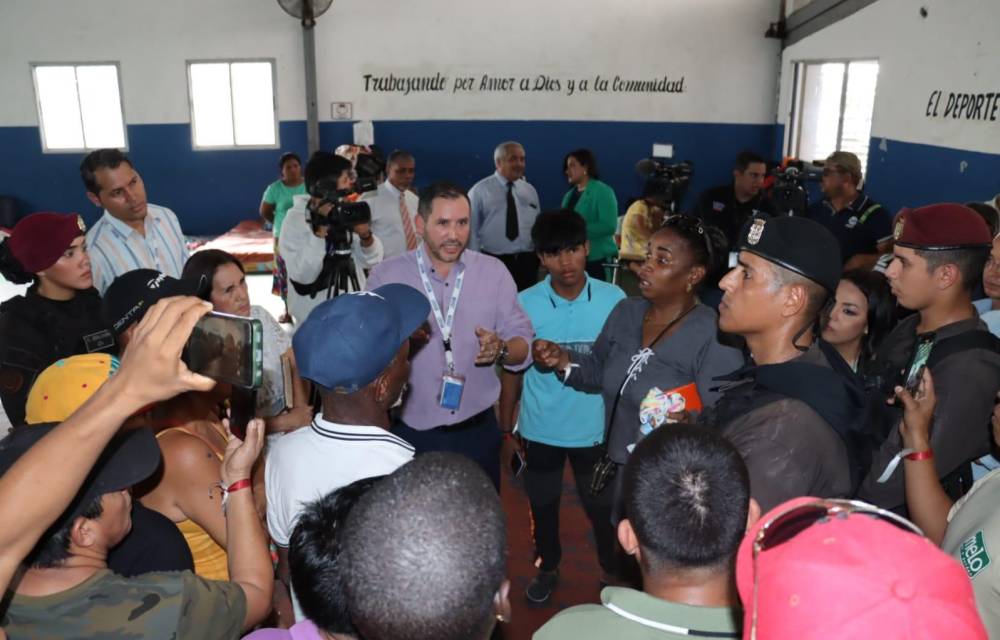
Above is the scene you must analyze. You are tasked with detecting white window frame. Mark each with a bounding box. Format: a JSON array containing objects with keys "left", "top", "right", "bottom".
[
  {"left": 186, "top": 58, "right": 280, "bottom": 151},
  {"left": 785, "top": 58, "right": 880, "bottom": 171},
  {"left": 30, "top": 61, "right": 129, "bottom": 154}
]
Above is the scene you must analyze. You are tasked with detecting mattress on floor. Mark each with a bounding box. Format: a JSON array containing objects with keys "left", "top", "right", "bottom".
[{"left": 190, "top": 220, "right": 274, "bottom": 273}]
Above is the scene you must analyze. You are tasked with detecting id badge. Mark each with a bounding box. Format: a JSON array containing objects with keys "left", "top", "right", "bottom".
[{"left": 439, "top": 370, "right": 465, "bottom": 410}]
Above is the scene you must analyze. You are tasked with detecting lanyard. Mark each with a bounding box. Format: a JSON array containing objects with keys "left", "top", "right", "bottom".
[{"left": 416, "top": 250, "right": 465, "bottom": 371}]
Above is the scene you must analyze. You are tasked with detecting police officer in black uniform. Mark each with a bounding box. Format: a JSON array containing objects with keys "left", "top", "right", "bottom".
[
  {"left": 0, "top": 212, "right": 116, "bottom": 427},
  {"left": 701, "top": 215, "right": 866, "bottom": 512},
  {"left": 803, "top": 151, "right": 893, "bottom": 271},
  {"left": 692, "top": 150, "right": 775, "bottom": 250}
]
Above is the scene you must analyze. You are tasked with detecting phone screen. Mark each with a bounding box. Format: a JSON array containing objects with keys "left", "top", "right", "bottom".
[
  {"left": 183, "top": 312, "right": 263, "bottom": 389},
  {"left": 904, "top": 333, "right": 936, "bottom": 393}
]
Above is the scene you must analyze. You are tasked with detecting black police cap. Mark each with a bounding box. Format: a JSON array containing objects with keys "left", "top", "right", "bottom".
[{"left": 739, "top": 216, "right": 842, "bottom": 292}]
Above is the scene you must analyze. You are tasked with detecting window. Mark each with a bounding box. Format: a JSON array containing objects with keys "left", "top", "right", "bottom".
[
  {"left": 187, "top": 60, "right": 278, "bottom": 149},
  {"left": 787, "top": 60, "right": 879, "bottom": 176},
  {"left": 31, "top": 63, "right": 127, "bottom": 152}
]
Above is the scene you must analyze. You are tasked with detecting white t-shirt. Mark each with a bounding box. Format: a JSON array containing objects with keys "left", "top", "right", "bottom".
[{"left": 265, "top": 415, "right": 413, "bottom": 621}]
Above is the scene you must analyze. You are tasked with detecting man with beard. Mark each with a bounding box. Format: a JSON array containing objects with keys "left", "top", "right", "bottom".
[
  {"left": 266, "top": 284, "right": 429, "bottom": 623},
  {"left": 366, "top": 181, "right": 534, "bottom": 490}
]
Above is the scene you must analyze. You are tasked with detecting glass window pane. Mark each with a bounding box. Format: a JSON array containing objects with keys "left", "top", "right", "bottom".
[
  {"left": 796, "top": 62, "right": 845, "bottom": 163},
  {"left": 231, "top": 62, "right": 275, "bottom": 146},
  {"left": 190, "top": 63, "right": 235, "bottom": 147},
  {"left": 840, "top": 61, "right": 879, "bottom": 177},
  {"left": 34, "top": 66, "right": 85, "bottom": 150},
  {"left": 76, "top": 65, "right": 126, "bottom": 148}
]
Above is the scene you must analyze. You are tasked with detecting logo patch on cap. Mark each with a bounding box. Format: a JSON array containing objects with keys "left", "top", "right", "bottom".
[
  {"left": 894, "top": 219, "right": 905, "bottom": 241},
  {"left": 76, "top": 215, "right": 86, "bottom": 232},
  {"left": 748, "top": 218, "right": 766, "bottom": 245}
]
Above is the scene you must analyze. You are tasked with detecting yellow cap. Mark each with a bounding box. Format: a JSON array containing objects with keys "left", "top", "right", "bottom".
[{"left": 25, "top": 354, "right": 120, "bottom": 424}]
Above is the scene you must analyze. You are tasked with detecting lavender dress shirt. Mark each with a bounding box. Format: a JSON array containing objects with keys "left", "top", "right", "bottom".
[{"left": 366, "top": 246, "right": 534, "bottom": 430}]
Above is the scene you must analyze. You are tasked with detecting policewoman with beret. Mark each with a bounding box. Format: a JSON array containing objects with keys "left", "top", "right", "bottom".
[
  {"left": 0, "top": 212, "right": 116, "bottom": 426},
  {"left": 703, "top": 215, "right": 866, "bottom": 513},
  {"left": 858, "top": 203, "right": 1000, "bottom": 511}
]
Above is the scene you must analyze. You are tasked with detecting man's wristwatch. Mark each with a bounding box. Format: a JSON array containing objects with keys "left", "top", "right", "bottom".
[{"left": 495, "top": 341, "right": 509, "bottom": 365}]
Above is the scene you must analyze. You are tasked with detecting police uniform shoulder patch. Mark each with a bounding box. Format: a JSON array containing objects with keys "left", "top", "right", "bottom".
[{"left": 748, "top": 218, "right": 766, "bottom": 245}]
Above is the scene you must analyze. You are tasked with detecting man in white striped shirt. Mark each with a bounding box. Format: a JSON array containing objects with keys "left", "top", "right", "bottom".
[{"left": 81, "top": 149, "right": 189, "bottom": 294}]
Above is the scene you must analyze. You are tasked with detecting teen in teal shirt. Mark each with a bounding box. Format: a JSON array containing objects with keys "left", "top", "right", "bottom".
[{"left": 499, "top": 209, "right": 625, "bottom": 604}]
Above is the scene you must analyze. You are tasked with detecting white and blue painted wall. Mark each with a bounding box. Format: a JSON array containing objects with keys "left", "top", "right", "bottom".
[
  {"left": 0, "top": 0, "right": 780, "bottom": 234},
  {"left": 777, "top": 0, "right": 1000, "bottom": 214}
]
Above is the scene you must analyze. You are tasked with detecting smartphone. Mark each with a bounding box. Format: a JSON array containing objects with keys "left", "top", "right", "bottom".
[
  {"left": 182, "top": 312, "right": 263, "bottom": 389},
  {"left": 903, "top": 332, "right": 936, "bottom": 394},
  {"left": 229, "top": 387, "right": 257, "bottom": 441}
]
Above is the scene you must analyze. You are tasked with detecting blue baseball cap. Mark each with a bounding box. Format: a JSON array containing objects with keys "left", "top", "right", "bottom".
[{"left": 293, "top": 284, "right": 431, "bottom": 392}]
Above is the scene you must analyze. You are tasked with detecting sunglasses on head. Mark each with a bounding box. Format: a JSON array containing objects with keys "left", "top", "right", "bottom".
[{"left": 749, "top": 498, "right": 924, "bottom": 640}]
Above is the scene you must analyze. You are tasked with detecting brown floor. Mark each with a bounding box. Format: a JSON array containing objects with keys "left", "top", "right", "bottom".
[{"left": 498, "top": 462, "right": 605, "bottom": 639}]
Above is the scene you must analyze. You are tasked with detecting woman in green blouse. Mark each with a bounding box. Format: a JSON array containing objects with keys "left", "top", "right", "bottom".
[{"left": 561, "top": 149, "right": 619, "bottom": 281}]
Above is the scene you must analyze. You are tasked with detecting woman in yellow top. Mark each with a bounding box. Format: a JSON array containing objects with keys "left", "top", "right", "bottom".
[
  {"left": 619, "top": 180, "right": 671, "bottom": 295},
  {"left": 139, "top": 389, "right": 233, "bottom": 581}
]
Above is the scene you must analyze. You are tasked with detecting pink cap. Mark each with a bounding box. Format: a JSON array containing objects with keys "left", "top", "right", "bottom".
[{"left": 735, "top": 497, "right": 987, "bottom": 639}]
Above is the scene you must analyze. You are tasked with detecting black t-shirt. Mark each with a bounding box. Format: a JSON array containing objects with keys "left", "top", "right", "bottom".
[
  {"left": 692, "top": 183, "right": 776, "bottom": 249},
  {"left": 108, "top": 502, "right": 194, "bottom": 577},
  {"left": 803, "top": 193, "right": 892, "bottom": 264}
]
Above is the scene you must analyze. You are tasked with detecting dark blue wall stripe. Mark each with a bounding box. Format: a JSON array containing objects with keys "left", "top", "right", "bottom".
[
  {"left": 1, "top": 120, "right": 772, "bottom": 235},
  {"left": 3, "top": 119, "right": 995, "bottom": 237}
]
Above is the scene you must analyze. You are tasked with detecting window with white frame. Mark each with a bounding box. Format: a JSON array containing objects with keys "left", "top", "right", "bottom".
[
  {"left": 31, "top": 63, "right": 127, "bottom": 152},
  {"left": 787, "top": 60, "right": 879, "bottom": 177},
  {"left": 187, "top": 60, "right": 278, "bottom": 149}
]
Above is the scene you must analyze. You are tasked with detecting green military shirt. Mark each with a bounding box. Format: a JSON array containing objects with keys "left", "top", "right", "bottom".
[
  {"left": 3, "top": 568, "right": 247, "bottom": 639},
  {"left": 534, "top": 586, "right": 741, "bottom": 639}
]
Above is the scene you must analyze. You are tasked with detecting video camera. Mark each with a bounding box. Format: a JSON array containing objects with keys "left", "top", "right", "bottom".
[
  {"left": 770, "top": 160, "right": 823, "bottom": 216},
  {"left": 306, "top": 178, "right": 372, "bottom": 235},
  {"left": 353, "top": 148, "right": 385, "bottom": 194},
  {"left": 635, "top": 158, "right": 694, "bottom": 206}
]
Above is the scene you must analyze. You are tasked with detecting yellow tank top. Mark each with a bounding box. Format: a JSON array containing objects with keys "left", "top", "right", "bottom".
[{"left": 155, "top": 423, "right": 230, "bottom": 581}]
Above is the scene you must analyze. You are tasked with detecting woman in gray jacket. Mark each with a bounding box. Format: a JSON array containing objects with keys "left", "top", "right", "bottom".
[{"left": 534, "top": 215, "right": 745, "bottom": 468}]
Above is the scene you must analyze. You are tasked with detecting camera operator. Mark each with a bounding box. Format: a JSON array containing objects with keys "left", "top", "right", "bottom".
[
  {"left": 803, "top": 151, "right": 892, "bottom": 271},
  {"left": 279, "top": 152, "right": 384, "bottom": 325},
  {"left": 692, "top": 150, "right": 775, "bottom": 250}
]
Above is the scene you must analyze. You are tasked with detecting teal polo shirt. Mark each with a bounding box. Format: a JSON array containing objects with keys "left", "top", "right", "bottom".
[{"left": 518, "top": 275, "right": 625, "bottom": 447}]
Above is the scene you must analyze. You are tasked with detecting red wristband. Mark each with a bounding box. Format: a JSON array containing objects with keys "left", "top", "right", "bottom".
[
  {"left": 226, "top": 478, "right": 252, "bottom": 493},
  {"left": 905, "top": 450, "right": 934, "bottom": 461}
]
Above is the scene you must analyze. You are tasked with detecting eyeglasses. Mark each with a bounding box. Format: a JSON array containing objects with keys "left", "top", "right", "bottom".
[{"left": 748, "top": 498, "right": 924, "bottom": 640}]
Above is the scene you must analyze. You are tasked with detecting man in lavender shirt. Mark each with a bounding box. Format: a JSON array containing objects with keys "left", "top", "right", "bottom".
[{"left": 367, "top": 181, "right": 533, "bottom": 489}]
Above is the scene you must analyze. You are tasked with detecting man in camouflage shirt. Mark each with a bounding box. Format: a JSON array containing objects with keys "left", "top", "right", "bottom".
[{"left": 0, "top": 415, "right": 270, "bottom": 637}]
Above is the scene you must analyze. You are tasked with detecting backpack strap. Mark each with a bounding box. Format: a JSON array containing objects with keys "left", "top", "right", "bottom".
[{"left": 927, "top": 330, "right": 1000, "bottom": 368}]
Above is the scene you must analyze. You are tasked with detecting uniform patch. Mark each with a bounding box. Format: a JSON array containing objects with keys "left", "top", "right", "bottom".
[
  {"left": 845, "top": 215, "right": 859, "bottom": 229},
  {"left": 960, "top": 531, "right": 991, "bottom": 579},
  {"left": 747, "top": 218, "right": 766, "bottom": 245},
  {"left": 83, "top": 330, "right": 115, "bottom": 353}
]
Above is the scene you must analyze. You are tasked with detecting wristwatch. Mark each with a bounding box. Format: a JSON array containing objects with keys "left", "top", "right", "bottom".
[{"left": 495, "top": 341, "right": 509, "bottom": 365}]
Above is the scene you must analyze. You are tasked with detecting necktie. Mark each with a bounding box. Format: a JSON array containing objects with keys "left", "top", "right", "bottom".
[
  {"left": 506, "top": 181, "right": 519, "bottom": 241},
  {"left": 399, "top": 192, "right": 418, "bottom": 251}
]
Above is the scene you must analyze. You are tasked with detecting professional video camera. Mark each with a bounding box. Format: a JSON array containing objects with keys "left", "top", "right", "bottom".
[
  {"left": 770, "top": 159, "right": 823, "bottom": 216},
  {"left": 353, "top": 147, "right": 385, "bottom": 194},
  {"left": 305, "top": 178, "right": 373, "bottom": 299},
  {"left": 635, "top": 158, "right": 694, "bottom": 207}
]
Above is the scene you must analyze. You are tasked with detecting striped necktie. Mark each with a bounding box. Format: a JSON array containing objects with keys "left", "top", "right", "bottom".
[{"left": 400, "top": 192, "right": 418, "bottom": 251}]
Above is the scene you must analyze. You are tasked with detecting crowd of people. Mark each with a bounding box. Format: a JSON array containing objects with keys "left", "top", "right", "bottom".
[{"left": 0, "top": 141, "right": 998, "bottom": 639}]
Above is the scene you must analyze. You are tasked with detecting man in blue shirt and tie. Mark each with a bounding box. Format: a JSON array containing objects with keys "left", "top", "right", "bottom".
[
  {"left": 499, "top": 209, "right": 626, "bottom": 604},
  {"left": 468, "top": 141, "right": 542, "bottom": 291}
]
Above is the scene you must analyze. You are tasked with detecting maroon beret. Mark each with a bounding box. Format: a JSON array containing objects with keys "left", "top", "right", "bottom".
[
  {"left": 8, "top": 212, "right": 86, "bottom": 273},
  {"left": 892, "top": 203, "right": 992, "bottom": 250}
]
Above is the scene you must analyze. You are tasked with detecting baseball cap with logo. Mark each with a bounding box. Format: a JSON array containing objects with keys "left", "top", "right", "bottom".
[
  {"left": 293, "top": 284, "right": 430, "bottom": 393},
  {"left": 0, "top": 423, "right": 161, "bottom": 536},
  {"left": 102, "top": 269, "right": 200, "bottom": 336},
  {"left": 26, "top": 354, "right": 120, "bottom": 424},
  {"left": 735, "top": 496, "right": 987, "bottom": 640}
]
